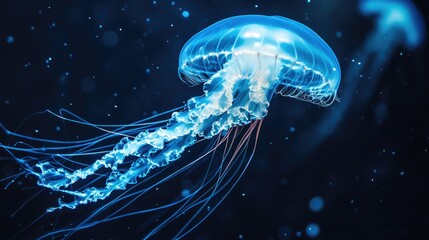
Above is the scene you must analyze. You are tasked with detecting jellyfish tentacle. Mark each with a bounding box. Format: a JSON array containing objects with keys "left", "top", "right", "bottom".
[{"left": 43, "top": 56, "right": 282, "bottom": 211}]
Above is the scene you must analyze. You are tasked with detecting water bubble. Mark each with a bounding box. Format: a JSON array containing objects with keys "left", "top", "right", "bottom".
[
  {"left": 6, "top": 35, "right": 14, "bottom": 44},
  {"left": 309, "top": 196, "right": 324, "bottom": 212},
  {"left": 305, "top": 223, "right": 320, "bottom": 238},
  {"left": 336, "top": 31, "right": 343, "bottom": 38},
  {"left": 181, "top": 189, "right": 190, "bottom": 197},
  {"left": 182, "top": 11, "right": 190, "bottom": 18}
]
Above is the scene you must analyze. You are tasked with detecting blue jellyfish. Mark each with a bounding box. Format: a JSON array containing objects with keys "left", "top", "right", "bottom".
[
  {"left": 0, "top": 15, "right": 340, "bottom": 239},
  {"left": 297, "top": 0, "right": 425, "bottom": 153}
]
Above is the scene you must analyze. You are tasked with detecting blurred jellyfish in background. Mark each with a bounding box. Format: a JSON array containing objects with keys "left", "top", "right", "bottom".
[{"left": 295, "top": 0, "right": 425, "bottom": 155}]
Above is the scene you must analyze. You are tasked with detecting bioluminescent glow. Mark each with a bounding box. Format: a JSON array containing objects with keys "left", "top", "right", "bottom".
[
  {"left": 1, "top": 15, "right": 340, "bottom": 239},
  {"left": 300, "top": 0, "right": 425, "bottom": 152}
]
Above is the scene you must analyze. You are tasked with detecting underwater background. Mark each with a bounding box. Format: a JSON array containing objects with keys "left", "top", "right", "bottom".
[{"left": 1, "top": 0, "right": 428, "bottom": 239}]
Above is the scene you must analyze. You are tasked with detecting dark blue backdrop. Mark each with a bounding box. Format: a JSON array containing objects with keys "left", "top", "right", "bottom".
[{"left": 1, "top": 0, "right": 428, "bottom": 239}]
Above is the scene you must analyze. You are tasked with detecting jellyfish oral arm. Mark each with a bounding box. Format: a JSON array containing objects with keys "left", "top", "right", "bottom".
[{"left": 35, "top": 54, "right": 280, "bottom": 211}]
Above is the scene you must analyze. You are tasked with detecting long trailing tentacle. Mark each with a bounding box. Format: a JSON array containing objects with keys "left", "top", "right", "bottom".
[
  {"left": 34, "top": 120, "right": 262, "bottom": 240},
  {"left": 2, "top": 61, "right": 269, "bottom": 212}
]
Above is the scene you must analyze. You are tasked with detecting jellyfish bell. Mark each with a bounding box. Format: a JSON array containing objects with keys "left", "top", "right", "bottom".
[{"left": 179, "top": 15, "right": 341, "bottom": 108}]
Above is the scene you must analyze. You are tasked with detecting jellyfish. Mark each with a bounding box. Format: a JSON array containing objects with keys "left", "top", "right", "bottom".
[
  {"left": 0, "top": 15, "right": 340, "bottom": 239},
  {"left": 295, "top": 0, "right": 425, "bottom": 155}
]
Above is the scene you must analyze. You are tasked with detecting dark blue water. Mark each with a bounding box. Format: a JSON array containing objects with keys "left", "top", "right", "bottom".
[{"left": 0, "top": 1, "right": 428, "bottom": 239}]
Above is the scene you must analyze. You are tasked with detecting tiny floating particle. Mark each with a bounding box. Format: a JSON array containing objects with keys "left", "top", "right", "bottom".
[
  {"left": 182, "top": 10, "right": 190, "bottom": 18},
  {"left": 6, "top": 35, "right": 14, "bottom": 44}
]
